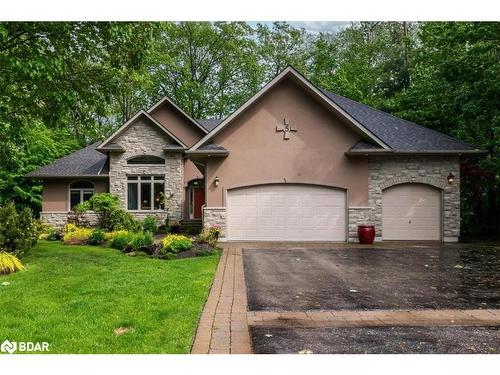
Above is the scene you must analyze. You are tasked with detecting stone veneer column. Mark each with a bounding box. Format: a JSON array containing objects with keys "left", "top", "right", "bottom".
[
  {"left": 366, "top": 155, "right": 460, "bottom": 242},
  {"left": 348, "top": 207, "right": 376, "bottom": 242},
  {"left": 108, "top": 118, "right": 183, "bottom": 223},
  {"left": 202, "top": 207, "right": 226, "bottom": 239}
]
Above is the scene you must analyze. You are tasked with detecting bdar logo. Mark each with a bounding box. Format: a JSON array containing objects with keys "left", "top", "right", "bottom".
[{"left": 1, "top": 340, "right": 17, "bottom": 354}]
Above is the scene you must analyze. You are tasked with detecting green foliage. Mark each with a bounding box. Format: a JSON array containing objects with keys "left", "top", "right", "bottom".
[
  {"left": 110, "top": 209, "right": 142, "bottom": 232},
  {"left": 62, "top": 227, "right": 92, "bottom": 245},
  {"left": 129, "top": 232, "right": 154, "bottom": 251},
  {"left": 0, "top": 202, "right": 38, "bottom": 257},
  {"left": 109, "top": 231, "right": 136, "bottom": 250},
  {"left": 161, "top": 234, "right": 192, "bottom": 254},
  {"left": 88, "top": 229, "right": 106, "bottom": 245},
  {"left": 197, "top": 226, "right": 221, "bottom": 247},
  {"left": 0, "top": 251, "right": 25, "bottom": 275},
  {"left": 142, "top": 215, "right": 158, "bottom": 233},
  {"left": 45, "top": 228, "right": 62, "bottom": 241}
]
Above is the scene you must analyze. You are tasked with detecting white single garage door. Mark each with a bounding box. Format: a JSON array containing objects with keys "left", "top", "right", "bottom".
[
  {"left": 226, "top": 184, "right": 346, "bottom": 241},
  {"left": 382, "top": 184, "right": 441, "bottom": 241}
]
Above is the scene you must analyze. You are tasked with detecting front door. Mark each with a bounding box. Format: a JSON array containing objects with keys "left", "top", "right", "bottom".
[
  {"left": 192, "top": 187, "right": 205, "bottom": 219},
  {"left": 187, "top": 179, "right": 205, "bottom": 220}
]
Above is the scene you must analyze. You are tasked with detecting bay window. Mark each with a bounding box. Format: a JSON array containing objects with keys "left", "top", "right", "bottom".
[{"left": 127, "top": 176, "right": 164, "bottom": 211}]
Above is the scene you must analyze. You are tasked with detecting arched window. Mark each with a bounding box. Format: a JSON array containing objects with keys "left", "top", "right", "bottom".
[
  {"left": 127, "top": 155, "right": 165, "bottom": 165},
  {"left": 69, "top": 181, "right": 94, "bottom": 210}
]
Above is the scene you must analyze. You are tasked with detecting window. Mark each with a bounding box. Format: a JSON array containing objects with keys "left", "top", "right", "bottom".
[
  {"left": 127, "top": 155, "right": 165, "bottom": 165},
  {"left": 127, "top": 176, "right": 164, "bottom": 211},
  {"left": 69, "top": 181, "right": 94, "bottom": 210}
]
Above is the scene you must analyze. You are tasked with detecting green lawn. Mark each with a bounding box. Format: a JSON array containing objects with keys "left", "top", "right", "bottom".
[{"left": 0, "top": 241, "right": 219, "bottom": 353}]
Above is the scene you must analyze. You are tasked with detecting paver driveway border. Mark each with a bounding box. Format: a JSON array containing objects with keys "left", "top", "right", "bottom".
[
  {"left": 191, "top": 245, "right": 251, "bottom": 354},
  {"left": 191, "top": 243, "right": 500, "bottom": 354}
]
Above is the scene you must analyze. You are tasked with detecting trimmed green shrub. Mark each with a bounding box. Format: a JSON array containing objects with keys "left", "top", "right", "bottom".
[
  {"left": 130, "top": 232, "right": 154, "bottom": 250},
  {"left": 62, "top": 227, "right": 92, "bottom": 245},
  {"left": 0, "top": 251, "right": 25, "bottom": 275},
  {"left": 161, "top": 234, "right": 192, "bottom": 254},
  {"left": 0, "top": 203, "right": 38, "bottom": 257},
  {"left": 142, "top": 216, "right": 158, "bottom": 233},
  {"left": 110, "top": 231, "right": 136, "bottom": 250},
  {"left": 88, "top": 229, "right": 106, "bottom": 245}
]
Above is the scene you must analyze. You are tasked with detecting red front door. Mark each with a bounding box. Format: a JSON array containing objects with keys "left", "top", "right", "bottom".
[{"left": 193, "top": 187, "right": 205, "bottom": 219}]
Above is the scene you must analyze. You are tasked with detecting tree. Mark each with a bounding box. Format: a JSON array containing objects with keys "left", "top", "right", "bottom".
[
  {"left": 255, "top": 22, "right": 310, "bottom": 81},
  {"left": 146, "top": 22, "right": 261, "bottom": 119}
]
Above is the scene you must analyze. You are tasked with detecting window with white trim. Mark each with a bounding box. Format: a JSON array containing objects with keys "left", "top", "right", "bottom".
[
  {"left": 69, "top": 181, "right": 94, "bottom": 210},
  {"left": 127, "top": 176, "right": 164, "bottom": 211}
]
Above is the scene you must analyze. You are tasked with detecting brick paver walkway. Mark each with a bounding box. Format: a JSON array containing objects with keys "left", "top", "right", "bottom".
[
  {"left": 191, "top": 246, "right": 251, "bottom": 354},
  {"left": 191, "top": 244, "right": 500, "bottom": 354}
]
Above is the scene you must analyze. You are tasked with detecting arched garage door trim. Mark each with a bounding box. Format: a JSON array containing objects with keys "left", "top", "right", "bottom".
[
  {"left": 226, "top": 183, "right": 347, "bottom": 242},
  {"left": 382, "top": 183, "right": 443, "bottom": 241}
]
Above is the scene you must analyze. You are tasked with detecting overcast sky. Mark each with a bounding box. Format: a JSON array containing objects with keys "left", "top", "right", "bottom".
[{"left": 247, "top": 21, "right": 352, "bottom": 34}]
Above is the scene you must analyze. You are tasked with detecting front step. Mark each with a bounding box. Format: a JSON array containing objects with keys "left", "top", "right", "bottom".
[{"left": 180, "top": 219, "right": 202, "bottom": 235}]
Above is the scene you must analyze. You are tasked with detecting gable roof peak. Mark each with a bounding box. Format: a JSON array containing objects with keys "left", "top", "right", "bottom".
[
  {"left": 188, "top": 65, "right": 390, "bottom": 151},
  {"left": 97, "top": 110, "right": 187, "bottom": 151},
  {"left": 147, "top": 94, "right": 208, "bottom": 134}
]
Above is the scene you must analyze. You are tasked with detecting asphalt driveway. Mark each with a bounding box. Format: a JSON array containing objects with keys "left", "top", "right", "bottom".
[
  {"left": 250, "top": 326, "right": 500, "bottom": 354},
  {"left": 243, "top": 244, "right": 500, "bottom": 311}
]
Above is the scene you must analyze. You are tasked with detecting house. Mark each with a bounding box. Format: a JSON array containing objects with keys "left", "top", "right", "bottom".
[{"left": 26, "top": 66, "right": 484, "bottom": 242}]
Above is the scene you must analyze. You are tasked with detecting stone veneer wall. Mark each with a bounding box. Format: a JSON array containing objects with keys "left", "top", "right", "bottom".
[
  {"left": 365, "top": 155, "right": 460, "bottom": 242},
  {"left": 109, "top": 118, "right": 183, "bottom": 222},
  {"left": 202, "top": 207, "right": 226, "bottom": 239},
  {"left": 41, "top": 212, "right": 99, "bottom": 228},
  {"left": 348, "top": 207, "right": 376, "bottom": 242}
]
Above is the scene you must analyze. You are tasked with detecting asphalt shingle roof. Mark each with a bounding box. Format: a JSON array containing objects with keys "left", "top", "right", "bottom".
[
  {"left": 322, "top": 90, "right": 476, "bottom": 151},
  {"left": 25, "top": 142, "right": 108, "bottom": 178},
  {"left": 197, "top": 118, "right": 223, "bottom": 132}
]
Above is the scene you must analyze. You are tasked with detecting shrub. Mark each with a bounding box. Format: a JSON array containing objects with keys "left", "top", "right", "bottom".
[
  {"left": 111, "top": 210, "right": 141, "bottom": 232},
  {"left": 0, "top": 203, "right": 38, "bottom": 257},
  {"left": 142, "top": 216, "right": 158, "bottom": 233},
  {"left": 88, "top": 229, "right": 106, "bottom": 245},
  {"left": 130, "top": 232, "right": 154, "bottom": 250},
  {"left": 62, "top": 223, "right": 78, "bottom": 234},
  {"left": 105, "top": 230, "right": 129, "bottom": 242},
  {"left": 84, "top": 193, "right": 120, "bottom": 230},
  {"left": 161, "top": 234, "right": 192, "bottom": 254},
  {"left": 0, "top": 251, "right": 25, "bottom": 275},
  {"left": 45, "top": 229, "right": 62, "bottom": 241},
  {"left": 39, "top": 224, "right": 61, "bottom": 241},
  {"left": 197, "top": 226, "right": 221, "bottom": 247},
  {"left": 62, "top": 227, "right": 92, "bottom": 245},
  {"left": 110, "top": 231, "right": 136, "bottom": 250}
]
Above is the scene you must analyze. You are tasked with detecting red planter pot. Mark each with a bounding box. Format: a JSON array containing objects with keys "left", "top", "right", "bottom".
[{"left": 357, "top": 225, "right": 375, "bottom": 244}]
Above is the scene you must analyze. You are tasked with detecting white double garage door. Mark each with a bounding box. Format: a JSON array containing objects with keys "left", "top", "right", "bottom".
[{"left": 226, "top": 183, "right": 441, "bottom": 241}]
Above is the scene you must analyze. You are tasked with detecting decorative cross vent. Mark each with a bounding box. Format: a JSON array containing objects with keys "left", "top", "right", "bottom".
[{"left": 275, "top": 118, "right": 297, "bottom": 140}]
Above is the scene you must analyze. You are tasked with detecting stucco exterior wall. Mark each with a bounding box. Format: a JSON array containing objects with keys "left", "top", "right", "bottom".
[
  {"left": 204, "top": 78, "right": 369, "bottom": 207},
  {"left": 42, "top": 178, "right": 108, "bottom": 212},
  {"left": 150, "top": 102, "right": 205, "bottom": 147},
  {"left": 108, "top": 117, "right": 183, "bottom": 222}
]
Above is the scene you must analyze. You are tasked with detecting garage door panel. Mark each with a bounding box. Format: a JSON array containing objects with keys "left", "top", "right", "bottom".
[
  {"left": 382, "top": 184, "right": 441, "bottom": 241},
  {"left": 227, "top": 184, "right": 346, "bottom": 241}
]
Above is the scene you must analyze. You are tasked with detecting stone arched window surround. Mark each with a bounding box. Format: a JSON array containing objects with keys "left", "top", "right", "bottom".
[
  {"left": 378, "top": 176, "right": 447, "bottom": 191},
  {"left": 126, "top": 155, "right": 165, "bottom": 165}
]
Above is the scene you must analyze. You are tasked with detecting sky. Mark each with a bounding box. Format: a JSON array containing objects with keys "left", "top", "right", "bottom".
[{"left": 246, "top": 21, "right": 352, "bottom": 34}]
